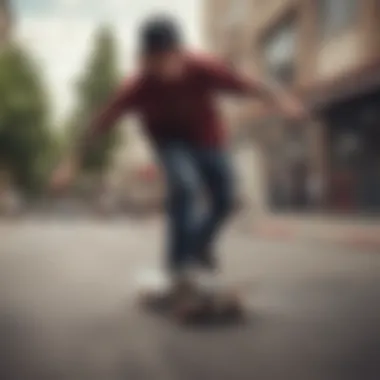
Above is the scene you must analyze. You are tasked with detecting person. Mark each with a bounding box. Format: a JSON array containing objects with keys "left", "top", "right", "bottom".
[{"left": 51, "top": 15, "right": 307, "bottom": 296}]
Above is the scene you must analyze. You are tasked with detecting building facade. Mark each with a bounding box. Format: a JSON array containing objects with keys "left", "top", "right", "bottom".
[{"left": 204, "top": 0, "right": 380, "bottom": 216}]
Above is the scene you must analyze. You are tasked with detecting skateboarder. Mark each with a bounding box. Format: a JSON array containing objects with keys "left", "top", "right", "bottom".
[{"left": 51, "top": 16, "right": 306, "bottom": 297}]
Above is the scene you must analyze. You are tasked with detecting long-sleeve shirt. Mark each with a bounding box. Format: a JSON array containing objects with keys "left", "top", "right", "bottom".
[{"left": 85, "top": 53, "right": 260, "bottom": 148}]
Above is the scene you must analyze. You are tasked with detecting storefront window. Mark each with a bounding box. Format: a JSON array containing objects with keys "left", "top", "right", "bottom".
[
  {"left": 266, "top": 120, "right": 312, "bottom": 212},
  {"left": 327, "top": 92, "right": 380, "bottom": 215},
  {"left": 262, "top": 14, "right": 297, "bottom": 85},
  {"left": 224, "top": 0, "right": 249, "bottom": 27},
  {"left": 318, "top": 0, "right": 358, "bottom": 40}
]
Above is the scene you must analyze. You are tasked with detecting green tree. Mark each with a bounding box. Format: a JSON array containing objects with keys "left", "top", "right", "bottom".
[
  {"left": 0, "top": 43, "right": 55, "bottom": 194},
  {"left": 68, "top": 25, "right": 121, "bottom": 176}
]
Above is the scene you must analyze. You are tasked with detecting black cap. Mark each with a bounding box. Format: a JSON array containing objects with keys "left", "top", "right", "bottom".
[{"left": 139, "top": 15, "right": 182, "bottom": 54}]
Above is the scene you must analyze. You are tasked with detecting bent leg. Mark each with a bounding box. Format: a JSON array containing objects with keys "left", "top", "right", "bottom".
[
  {"left": 192, "top": 148, "right": 235, "bottom": 269},
  {"left": 158, "top": 143, "right": 200, "bottom": 274}
]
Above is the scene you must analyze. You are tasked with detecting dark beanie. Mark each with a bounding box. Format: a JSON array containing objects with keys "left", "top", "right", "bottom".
[{"left": 139, "top": 15, "right": 182, "bottom": 54}]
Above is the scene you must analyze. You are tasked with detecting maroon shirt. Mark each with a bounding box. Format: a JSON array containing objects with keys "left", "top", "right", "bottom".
[{"left": 87, "top": 53, "right": 259, "bottom": 148}]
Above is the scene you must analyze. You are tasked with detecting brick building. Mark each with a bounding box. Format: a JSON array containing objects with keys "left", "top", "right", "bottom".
[{"left": 203, "top": 0, "right": 380, "bottom": 216}]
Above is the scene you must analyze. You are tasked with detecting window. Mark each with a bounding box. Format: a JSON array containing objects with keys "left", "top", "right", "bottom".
[
  {"left": 262, "top": 14, "right": 297, "bottom": 85},
  {"left": 224, "top": 0, "right": 249, "bottom": 27},
  {"left": 318, "top": 0, "right": 358, "bottom": 39}
]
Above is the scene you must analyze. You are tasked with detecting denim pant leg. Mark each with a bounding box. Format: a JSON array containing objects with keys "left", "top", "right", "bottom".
[
  {"left": 191, "top": 148, "right": 235, "bottom": 265},
  {"left": 158, "top": 143, "right": 200, "bottom": 273}
]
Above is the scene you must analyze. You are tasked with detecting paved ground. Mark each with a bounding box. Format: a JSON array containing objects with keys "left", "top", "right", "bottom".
[
  {"left": 0, "top": 218, "right": 379, "bottom": 380},
  {"left": 251, "top": 214, "right": 380, "bottom": 250}
]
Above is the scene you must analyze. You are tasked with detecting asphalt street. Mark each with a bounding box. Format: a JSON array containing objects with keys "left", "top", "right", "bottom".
[{"left": 0, "top": 218, "right": 379, "bottom": 380}]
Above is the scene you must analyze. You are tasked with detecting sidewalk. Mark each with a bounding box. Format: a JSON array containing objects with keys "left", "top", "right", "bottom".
[{"left": 250, "top": 213, "right": 380, "bottom": 250}]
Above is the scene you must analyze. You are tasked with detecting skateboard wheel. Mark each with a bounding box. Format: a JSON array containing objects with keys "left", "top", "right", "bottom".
[
  {"left": 173, "top": 298, "right": 205, "bottom": 323},
  {"left": 216, "top": 293, "right": 244, "bottom": 316}
]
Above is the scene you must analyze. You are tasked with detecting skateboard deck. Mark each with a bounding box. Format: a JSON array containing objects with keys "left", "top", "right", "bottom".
[
  {"left": 134, "top": 270, "right": 249, "bottom": 325},
  {"left": 171, "top": 289, "right": 245, "bottom": 325}
]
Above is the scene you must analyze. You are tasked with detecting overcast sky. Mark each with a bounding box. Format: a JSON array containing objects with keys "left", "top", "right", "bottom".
[{"left": 14, "top": 0, "right": 202, "bottom": 122}]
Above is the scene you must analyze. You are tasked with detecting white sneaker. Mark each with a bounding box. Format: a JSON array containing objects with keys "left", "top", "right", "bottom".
[
  {"left": 134, "top": 267, "right": 197, "bottom": 298},
  {"left": 133, "top": 268, "right": 171, "bottom": 296},
  {"left": 193, "top": 270, "right": 220, "bottom": 294}
]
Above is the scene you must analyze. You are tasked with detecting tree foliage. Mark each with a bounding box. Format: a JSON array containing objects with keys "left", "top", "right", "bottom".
[
  {"left": 68, "top": 26, "right": 121, "bottom": 175},
  {"left": 0, "top": 44, "right": 56, "bottom": 193}
]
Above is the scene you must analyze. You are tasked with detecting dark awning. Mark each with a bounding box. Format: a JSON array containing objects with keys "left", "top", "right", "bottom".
[{"left": 301, "top": 61, "right": 380, "bottom": 110}]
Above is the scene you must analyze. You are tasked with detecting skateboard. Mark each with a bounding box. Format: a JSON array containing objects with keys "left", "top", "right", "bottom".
[
  {"left": 171, "top": 288, "right": 245, "bottom": 324},
  {"left": 135, "top": 271, "right": 247, "bottom": 324}
]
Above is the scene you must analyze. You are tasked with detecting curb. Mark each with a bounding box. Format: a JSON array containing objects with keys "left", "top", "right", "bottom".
[{"left": 253, "top": 220, "right": 380, "bottom": 250}]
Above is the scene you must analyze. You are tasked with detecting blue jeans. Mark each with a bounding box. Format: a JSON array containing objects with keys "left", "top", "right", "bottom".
[{"left": 157, "top": 141, "right": 235, "bottom": 273}]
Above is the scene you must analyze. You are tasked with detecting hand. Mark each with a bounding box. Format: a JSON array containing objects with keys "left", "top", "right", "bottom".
[
  {"left": 50, "top": 156, "right": 79, "bottom": 193},
  {"left": 280, "top": 96, "right": 309, "bottom": 122}
]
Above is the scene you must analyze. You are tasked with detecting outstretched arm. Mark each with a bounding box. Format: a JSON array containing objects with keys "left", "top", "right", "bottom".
[
  {"left": 50, "top": 78, "right": 141, "bottom": 191},
  {"left": 76, "top": 78, "right": 141, "bottom": 156},
  {"left": 199, "top": 56, "right": 307, "bottom": 119}
]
